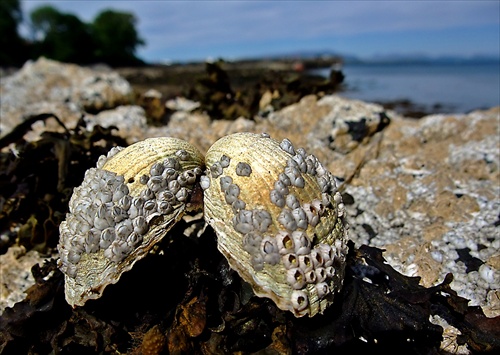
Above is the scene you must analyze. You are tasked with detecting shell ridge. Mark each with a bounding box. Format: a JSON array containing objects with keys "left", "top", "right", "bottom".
[
  {"left": 58, "top": 137, "right": 204, "bottom": 307},
  {"left": 203, "top": 132, "right": 348, "bottom": 317}
]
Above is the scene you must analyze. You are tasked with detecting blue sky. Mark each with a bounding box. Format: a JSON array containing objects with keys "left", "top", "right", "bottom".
[{"left": 21, "top": 0, "right": 500, "bottom": 63}]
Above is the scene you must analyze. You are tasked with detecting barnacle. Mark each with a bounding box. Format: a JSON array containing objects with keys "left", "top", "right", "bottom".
[
  {"left": 202, "top": 132, "right": 349, "bottom": 317},
  {"left": 58, "top": 133, "right": 349, "bottom": 317},
  {"left": 58, "top": 137, "right": 204, "bottom": 307}
]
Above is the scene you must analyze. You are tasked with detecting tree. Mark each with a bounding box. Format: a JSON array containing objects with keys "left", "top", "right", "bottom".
[
  {"left": 91, "top": 10, "right": 145, "bottom": 66},
  {"left": 0, "top": 0, "right": 28, "bottom": 66},
  {"left": 2, "top": 5, "right": 145, "bottom": 67},
  {"left": 29, "top": 6, "right": 95, "bottom": 64},
  {"left": 29, "top": 5, "right": 60, "bottom": 39}
]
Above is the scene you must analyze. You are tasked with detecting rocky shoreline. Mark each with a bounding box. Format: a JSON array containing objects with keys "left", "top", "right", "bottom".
[
  {"left": 115, "top": 61, "right": 445, "bottom": 119},
  {"left": 1, "top": 58, "right": 499, "bottom": 353}
]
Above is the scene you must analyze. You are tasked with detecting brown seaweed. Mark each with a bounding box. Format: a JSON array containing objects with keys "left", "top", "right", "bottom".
[
  {"left": 1, "top": 231, "right": 499, "bottom": 354},
  {"left": 0, "top": 115, "right": 127, "bottom": 254}
]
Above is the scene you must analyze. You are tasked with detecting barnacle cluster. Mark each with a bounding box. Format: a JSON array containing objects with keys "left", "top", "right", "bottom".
[
  {"left": 58, "top": 133, "right": 349, "bottom": 316},
  {"left": 202, "top": 133, "right": 348, "bottom": 317},
  {"left": 58, "top": 137, "right": 204, "bottom": 307}
]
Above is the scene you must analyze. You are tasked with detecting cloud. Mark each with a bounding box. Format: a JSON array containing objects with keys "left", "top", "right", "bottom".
[
  {"left": 22, "top": 0, "right": 500, "bottom": 61},
  {"left": 134, "top": 1, "right": 498, "bottom": 40}
]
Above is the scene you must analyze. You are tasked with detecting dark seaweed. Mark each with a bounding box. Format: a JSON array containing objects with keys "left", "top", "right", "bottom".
[{"left": 0, "top": 114, "right": 127, "bottom": 254}]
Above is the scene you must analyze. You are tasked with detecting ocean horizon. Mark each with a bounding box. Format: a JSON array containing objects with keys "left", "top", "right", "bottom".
[{"left": 313, "top": 61, "right": 500, "bottom": 115}]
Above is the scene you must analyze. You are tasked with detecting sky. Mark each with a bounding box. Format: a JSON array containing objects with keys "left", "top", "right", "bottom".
[{"left": 21, "top": 0, "right": 500, "bottom": 63}]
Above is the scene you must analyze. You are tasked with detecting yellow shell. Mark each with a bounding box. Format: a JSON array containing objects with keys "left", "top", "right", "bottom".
[
  {"left": 202, "top": 133, "right": 348, "bottom": 317},
  {"left": 58, "top": 137, "right": 204, "bottom": 307}
]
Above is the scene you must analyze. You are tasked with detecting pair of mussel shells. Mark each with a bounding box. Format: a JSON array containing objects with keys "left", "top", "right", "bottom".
[{"left": 58, "top": 133, "right": 349, "bottom": 317}]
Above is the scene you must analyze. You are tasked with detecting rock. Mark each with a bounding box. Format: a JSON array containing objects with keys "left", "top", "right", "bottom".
[
  {"left": 342, "top": 107, "right": 499, "bottom": 315},
  {"left": 258, "top": 89, "right": 280, "bottom": 114},
  {"left": 165, "top": 97, "right": 200, "bottom": 112},
  {"left": 0, "top": 57, "right": 133, "bottom": 140},
  {"left": 145, "top": 111, "right": 214, "bottom": 154},
  {"left": 0, "top": 246, "right": 48, "bottom": 314},
  {"left": 139, "top": 89, "right": 165, "bottom": 123},
  {"left": 86, "top": 105, "right": 149, "bottom": 144},
  {"left": 315, "top": 95, "right": 390, "bottom": 154}
]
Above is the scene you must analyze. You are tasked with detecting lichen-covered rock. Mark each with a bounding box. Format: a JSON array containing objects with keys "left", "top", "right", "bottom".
[
  {"left": 0, "top": 57, "right": 133, "bottom": 140},
  {"left": 86, "top": 105, "right": 149, "bottom": 144},
  {"left": 314, "top": 95, "right": 391, "bottom": 154},
  {"left": 264, "top": 95, "right": 390, "bottom": 154},
  {"left": 343, "top": 107, "right": 500, "bottom": 317},
  {"left": 0, "top": 246, "right": 48, "bottom": 314},
  {"left": 202, "top": 132, "right": 349, "bottom": 317},
  {"left": 58, "top": 137, "right": 204, "bottom": 307},
  {"left": 166, "top": 97, "right": 201, "bottom": 112}
]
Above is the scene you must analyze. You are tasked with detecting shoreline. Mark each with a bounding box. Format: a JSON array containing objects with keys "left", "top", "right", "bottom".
[
  {"left": 116, "top": 62, "right": 462, "bottom": 119},
  {"left": 4, "top": 56, "right": 497, "bottom": 118}
]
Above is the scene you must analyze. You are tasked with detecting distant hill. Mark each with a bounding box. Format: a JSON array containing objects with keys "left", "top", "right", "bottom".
[
  {"left": 236, "top": 50, "right": 499, "bottom": 66},
  {"left": 350, "top": 53, "right": 500, "bottom": 65}
]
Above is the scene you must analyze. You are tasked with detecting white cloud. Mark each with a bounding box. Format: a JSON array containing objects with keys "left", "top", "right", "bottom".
[{"left": 21, "top": 0, "right": 500, "bottom": 61}]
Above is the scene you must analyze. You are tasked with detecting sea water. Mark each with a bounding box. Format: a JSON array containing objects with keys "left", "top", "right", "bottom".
[{"left": 314, "top": 61, "right": 500, "bottom": 114}]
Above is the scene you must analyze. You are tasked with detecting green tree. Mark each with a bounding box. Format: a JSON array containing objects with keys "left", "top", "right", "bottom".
[
  {"left": 30, "top": 5, "right": 60, "bottom": 39},
  {"left": 91, "top": 10, "right": 145, "bottom": 66},
  {"left": 0, "top": 0, "right": 28, "bottom": 66},
  {"left": 30, "top": 6, "right": 95, "bottom": 64}
]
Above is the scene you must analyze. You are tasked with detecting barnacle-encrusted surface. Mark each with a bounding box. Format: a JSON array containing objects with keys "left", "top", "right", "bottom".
[
  {"left": 202, "top": 132, "right": 349, "bottom": 317},
  {"left": 58, "top": 137, "right": 204, "bottom": 307}
]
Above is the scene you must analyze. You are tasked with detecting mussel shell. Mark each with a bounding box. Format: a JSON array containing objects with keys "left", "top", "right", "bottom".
[
  {"left": 203, "top": 133, "right": 348, "bottom": 317},
  {"left": 58, "top": 137, "right": 204, "bottom": 307}
]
